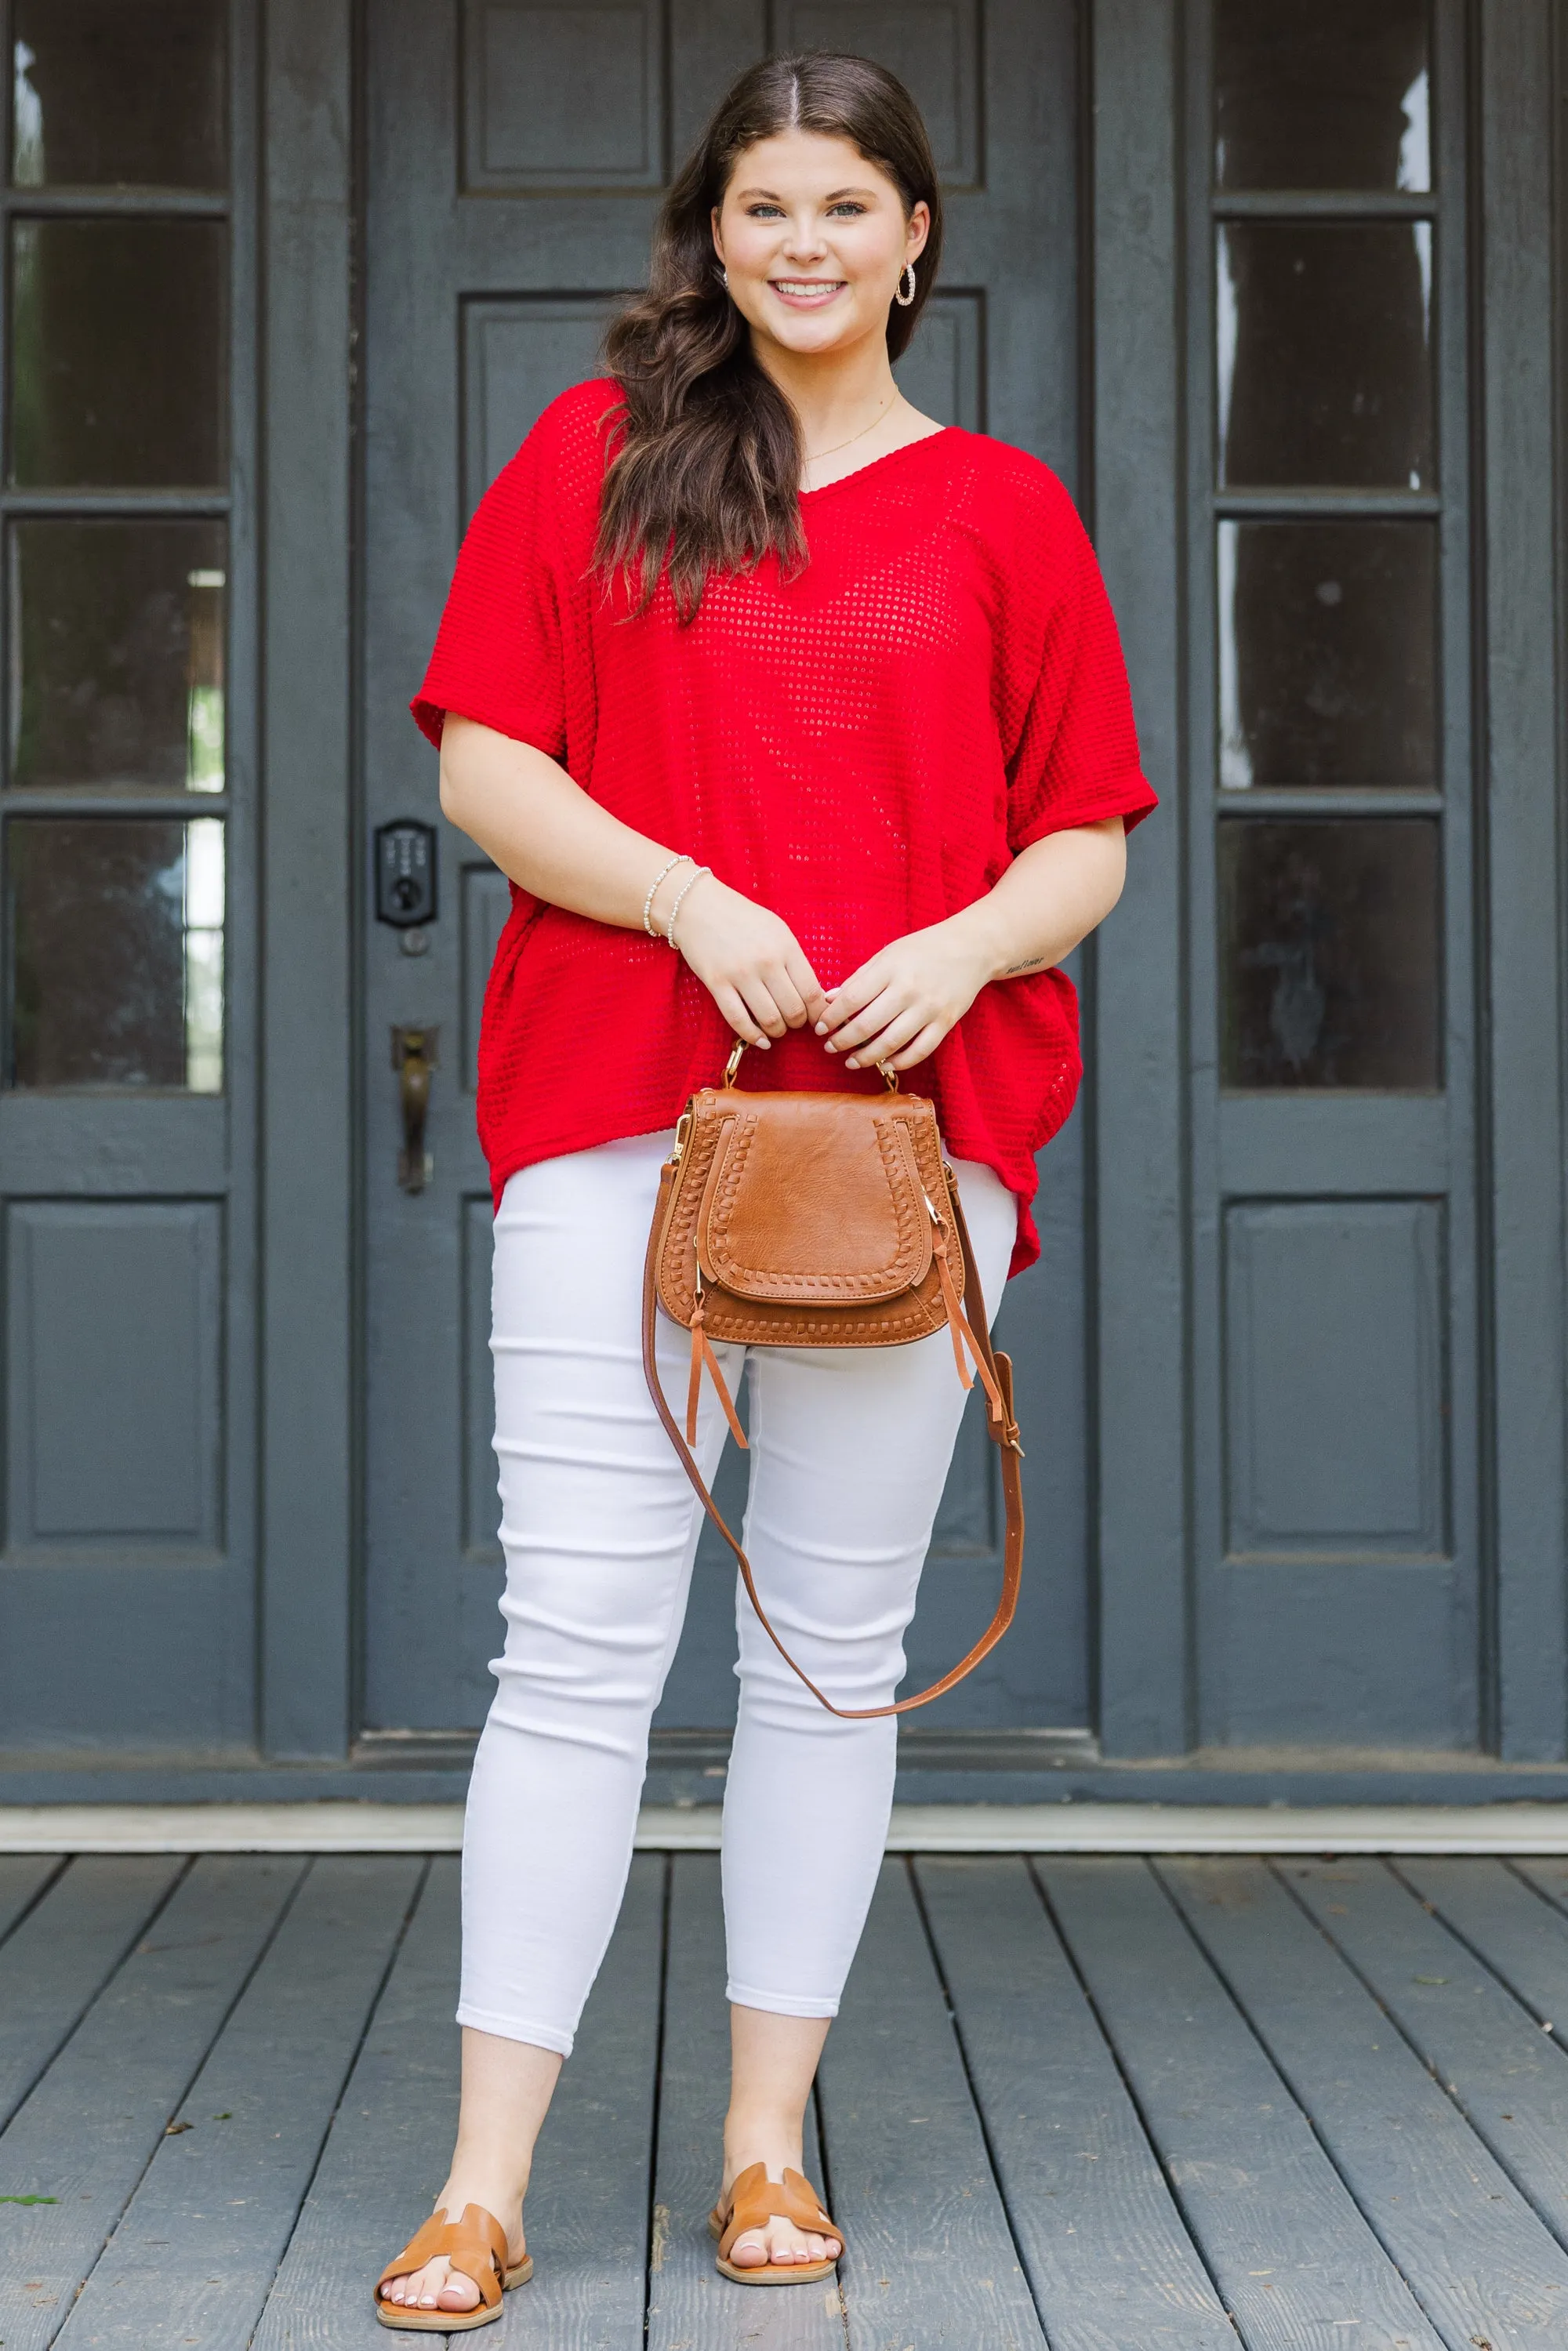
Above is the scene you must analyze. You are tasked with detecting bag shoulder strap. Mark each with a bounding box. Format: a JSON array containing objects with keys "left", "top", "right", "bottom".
[{"left": 640, "top": 1159, "right": 1025, "bottom": 1720}]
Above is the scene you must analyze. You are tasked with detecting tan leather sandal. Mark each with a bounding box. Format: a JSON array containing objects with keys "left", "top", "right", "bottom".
[
  {"left": 708, "top": 2162, "right": 843, "bottom": 2286},
  {"left": 374, "top": 2202, "right": 532, "bottom": 2331}
]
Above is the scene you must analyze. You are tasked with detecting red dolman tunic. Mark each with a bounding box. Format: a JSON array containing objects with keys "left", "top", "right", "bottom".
[{"left": 412, "top": 379, "right": 1156, "bottom": 1278}]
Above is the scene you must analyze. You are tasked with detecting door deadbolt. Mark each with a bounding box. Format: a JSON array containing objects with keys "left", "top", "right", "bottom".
[
  {"left": 391, "top": 1025, "right": 439, "bottom": 1192},
  {"left": 375, "top": 820, "right": 437, "bottom": 928}
]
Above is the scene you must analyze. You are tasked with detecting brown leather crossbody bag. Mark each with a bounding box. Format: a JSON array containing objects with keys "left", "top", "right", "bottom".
[{"left": 641, "top": 1039, "right": 1025, "bottom": 1719}]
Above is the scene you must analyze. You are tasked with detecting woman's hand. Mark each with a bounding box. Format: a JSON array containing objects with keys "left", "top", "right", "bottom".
[
  {"left": 815, "top": 818, "right": 1130, "bottom": 1072},
  {"left": 814, "top": 920, "right": 993, "bottom": 1073},
  {"left": 673, "top": 872, "right": 829, "bottom": 1047}
]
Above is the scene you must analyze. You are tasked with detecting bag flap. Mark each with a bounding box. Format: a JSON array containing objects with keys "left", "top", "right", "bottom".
[{"left": 696, "top": 1098, "right": 934, "bottom": 1305}]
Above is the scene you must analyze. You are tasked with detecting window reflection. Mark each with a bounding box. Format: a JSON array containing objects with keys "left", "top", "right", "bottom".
[
  {"left": 12, "top": 1, "right": 227, "bottom": 190},
  {"left": 1218, "top": 221, "right": 1434, "bottom": 488},
  {"left": 1218, "top": 521, "right": 1438, "bottom": 789},
  {"left": 7, "top": 521, "right": 227, "bottom": 793},
  {"left": 1219, "top": 818, "right": 1439, "bottom": 1089},
  {"left": 1214, "top": 0, "right": 1431, "bottom": 191},
  {"left": 7, "top": 815, "right": 223, "bottom": 1090}
]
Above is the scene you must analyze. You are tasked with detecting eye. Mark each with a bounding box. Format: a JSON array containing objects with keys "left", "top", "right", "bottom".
[
  {"left": 827, "top": 201, "right": 866, "bottom": 217},
  {"left": 746, "top": 202, "right": 784, "bottom": 219}
]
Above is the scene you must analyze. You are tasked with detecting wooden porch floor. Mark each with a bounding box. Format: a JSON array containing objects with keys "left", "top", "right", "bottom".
[{"left": 5, "top": 1851, "right": 1568, "bottom": 2347}]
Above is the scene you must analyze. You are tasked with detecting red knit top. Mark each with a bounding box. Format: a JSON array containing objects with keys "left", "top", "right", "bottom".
[{"left": 412, "top": 379, "right": 1156, "bottom": 1278}]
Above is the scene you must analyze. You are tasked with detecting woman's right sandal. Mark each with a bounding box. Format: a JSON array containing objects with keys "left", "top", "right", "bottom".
[
  {"left": 374, "top": 2202, "right": 532, "bottom": 2331},
  {"left": 708, "top": 2162, "right": 843, "bottom": 2285}
]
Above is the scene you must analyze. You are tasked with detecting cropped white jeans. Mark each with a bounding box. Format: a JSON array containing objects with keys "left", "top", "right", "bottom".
[{"left": 458, "top": 1127, "right": 1016, "bottom": 2056}]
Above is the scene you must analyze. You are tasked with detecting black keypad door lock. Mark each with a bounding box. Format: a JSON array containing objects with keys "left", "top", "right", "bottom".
[{"left": 375, "top": 820, "right": 437, "bottom": 928}]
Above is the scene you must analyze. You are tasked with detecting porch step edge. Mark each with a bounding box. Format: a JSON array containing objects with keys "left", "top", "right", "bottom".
[{"left": 6, "top": 1799, "right": 1568, "bottom": 1853}]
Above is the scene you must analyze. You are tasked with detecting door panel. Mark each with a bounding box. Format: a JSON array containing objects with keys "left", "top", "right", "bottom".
[{"left": 361, "top": 0, "right": 1088, "bottom": 1734}]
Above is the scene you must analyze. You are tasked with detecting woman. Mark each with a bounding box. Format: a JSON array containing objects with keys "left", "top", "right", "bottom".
[{"left": 376, "top": 49, "right": 1155, "bottom": 2327}]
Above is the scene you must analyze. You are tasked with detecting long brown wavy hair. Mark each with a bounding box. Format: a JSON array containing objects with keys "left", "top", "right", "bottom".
[{"left": 596, "top": 52, "right": 943, "bottom": 620}]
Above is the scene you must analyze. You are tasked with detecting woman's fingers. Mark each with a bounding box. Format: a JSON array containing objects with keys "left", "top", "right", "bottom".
[
  {"left": 843, "top": 1003, "right": 931, "bottom": 1068},
  {"left": 826, "top": 984, "right": 904, "bottom": 1057},
  {"left": 762, "top": 960, "right": 811, "bottom": 1031},
  {"left": 786, "top": 949, "right": 830, "bottom": 1029},
  {"left": 712, "top": 984, "right": 773, "bottom": 1047},
  {"left": 880, "top": 1019, "right": 948, "bottom": 1072},
  {"left": 817, "top": 964, "right": 885, "bottom": 1039}
]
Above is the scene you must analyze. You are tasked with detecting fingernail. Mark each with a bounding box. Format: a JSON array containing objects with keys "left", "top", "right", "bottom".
[
  {"left": 814, "top": 1021, "right": 826, "bottom": 1033},
  {"left": 845, "top": 1056, "right": 858, "bottom": 1069}
]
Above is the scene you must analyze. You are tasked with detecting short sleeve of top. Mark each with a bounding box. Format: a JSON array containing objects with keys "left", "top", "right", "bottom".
[
  {"left": 1000, "top": 471, "right": 1156, "bottom": 854},
  {"left": 411, "top": 390, "right": 592, "bottom": 757}
]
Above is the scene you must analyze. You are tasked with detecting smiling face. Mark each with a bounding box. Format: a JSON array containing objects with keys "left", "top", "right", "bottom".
[{"left": 711, "top": 129, "right": 929, "bottom": 361}]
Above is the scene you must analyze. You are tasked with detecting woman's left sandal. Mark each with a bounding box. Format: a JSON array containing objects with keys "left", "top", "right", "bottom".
[
  {"left": 708, "top": 2162, "right": 843, "bottom": 2286},
  {"left": 374, "top": 2202, "right": 532, "bottom": 2331}
]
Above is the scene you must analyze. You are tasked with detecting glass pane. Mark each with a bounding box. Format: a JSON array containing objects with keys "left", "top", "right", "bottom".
[
  {"left": 1218, "top": 221, "right": 1434, "bottom": 488},
  {"left": 7, "top": 815, "right": 223, "bottom": 1088},
  {"left": 8, "top": 520, "right": 227, "bottom": 793},
  {"left": 13, "top": 0, "right": 227, "bottom": 189},
  {"left": 1219, "top": 818, "right": 1439, "bottom": 1088},
  {"left": 9, "top": 219, "right": 227, "bottom": 488},
  {"left": 1218, "top": 521, "right": 1437, "bottom": 789},
  {"left": 1215, "top": 0, "right": 1431, "bottom": 191}
]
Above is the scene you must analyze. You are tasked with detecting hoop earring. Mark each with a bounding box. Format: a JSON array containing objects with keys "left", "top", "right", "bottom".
[{"left": 895, "top": 261, "right": 917, "bottom": 308}]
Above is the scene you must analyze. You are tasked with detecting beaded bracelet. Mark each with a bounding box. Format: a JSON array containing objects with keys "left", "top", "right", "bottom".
[
  {"left": 642, "top": 852, "right": 691, "bottom": 938},
  {"left": 665, "top": 863, "right": 712, "bottom": 950}
]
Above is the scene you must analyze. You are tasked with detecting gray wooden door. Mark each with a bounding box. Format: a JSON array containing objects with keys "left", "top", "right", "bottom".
[
  {"left": 359, "top": 0, "right": 1087, "bottom": 1736},
  {"left": 0, "top": 0, "right": 259, "bottom": 1754}
]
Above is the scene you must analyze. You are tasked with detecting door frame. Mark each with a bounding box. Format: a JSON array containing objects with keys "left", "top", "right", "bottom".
[{"left": 4, "top": 0, "right": 1566, "bottom": 1803}]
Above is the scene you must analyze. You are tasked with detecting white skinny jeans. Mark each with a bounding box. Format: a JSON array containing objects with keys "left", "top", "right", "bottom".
[{"left": 458, "top": 1127, "right": 1017, "bottom": 2055}]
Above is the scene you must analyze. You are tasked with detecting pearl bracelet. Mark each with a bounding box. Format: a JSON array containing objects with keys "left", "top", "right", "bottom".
[
  {"left": 665, "top": 863, "right": 711, "bottom": 949},
  {"left": 643, "top": 853, "right": 691, "bottom": 938}
]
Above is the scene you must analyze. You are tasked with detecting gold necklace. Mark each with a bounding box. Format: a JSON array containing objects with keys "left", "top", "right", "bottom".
[{"left": 803, "top": 396, "right": 896, "bottom": 468}]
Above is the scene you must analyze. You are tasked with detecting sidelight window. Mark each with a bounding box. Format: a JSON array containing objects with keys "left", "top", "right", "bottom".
[
  {"left": 1210, "top": 0, "right": 1445, "bottom": 1092},
  {"left": 1, "top": 0, "right": 230, "bottom": 1094}
]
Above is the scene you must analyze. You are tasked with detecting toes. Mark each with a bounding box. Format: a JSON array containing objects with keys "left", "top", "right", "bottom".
[{"left": 729, "top": 2229, "right": 768, "bottom": 2268}]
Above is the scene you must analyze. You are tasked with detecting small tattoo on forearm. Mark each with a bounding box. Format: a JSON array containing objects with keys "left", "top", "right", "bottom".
[{"left": 1002, "top": 956, "right": 1050, "bottom": 977}]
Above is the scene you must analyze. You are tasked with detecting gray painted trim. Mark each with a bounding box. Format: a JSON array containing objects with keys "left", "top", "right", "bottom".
[
  {"left": 16, "top": 1758, "right": 1568, "bottom": 1806},
  {"left": 260, "top": 2, "right": 355, "bottom": 1758},
  {"left": 1483, "top": 0, "right": 1568, "bottom": 1759},
  {"left": 1089, "top": 0, "right": 1192, "bottom": 1756}
]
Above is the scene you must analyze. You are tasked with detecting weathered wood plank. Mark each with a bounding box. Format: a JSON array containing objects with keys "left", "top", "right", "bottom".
[
  {"left": 648, "top": 1853, "right": 841, "bottom": 2351},
  {"left": 0, "top": 1856, "right": 186, "bottom": 2132},
  {"left": 1512, "top": 1856, "right": 1568, "bottom": 1919},
  {"left": 818, "top": 1856, "right": 1044, "bottom": 2349},
  {"left": 53, "top": 1856, "right": 422, "bottom": 2351},
  {"left": 1399, "top": 1856, "right": 1568, "bottom": 2027},
  {"left": 1289, "top": 1856, "right": 1568, "bottom": 2243},
  {"left": 1037, "top": 1856, "right": 1444, "bottom": 2351},
  {"left": 250, "top": 1858, "right": 453, "bottom": 2351},
  {"left": 916, "top": 1856, "right": 1229, "bottom": 2351},
  {"left": 0, "top": 1855, "right": 303, "bottom": 2351},
  {"left": 1163, "top": 1855, "right": 1568, "bottom": 2347},
  {"left": 256, "top": 1853, "right": 664, "bottom": 2349},
  {"left": 0, "top": 1859, "right": 60, "bottom": 1947},
  {"left": 508, "top": 1852, "right": 664, "bottom": 2346}
]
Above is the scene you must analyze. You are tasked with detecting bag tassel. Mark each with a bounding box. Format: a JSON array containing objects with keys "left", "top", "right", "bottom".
[
  {"left": 929, "top": 1200, "right": 1007, "bottom": 1430},
  {"left": 686, "top": 1282, "right": 748, "bottom": 1449}
]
